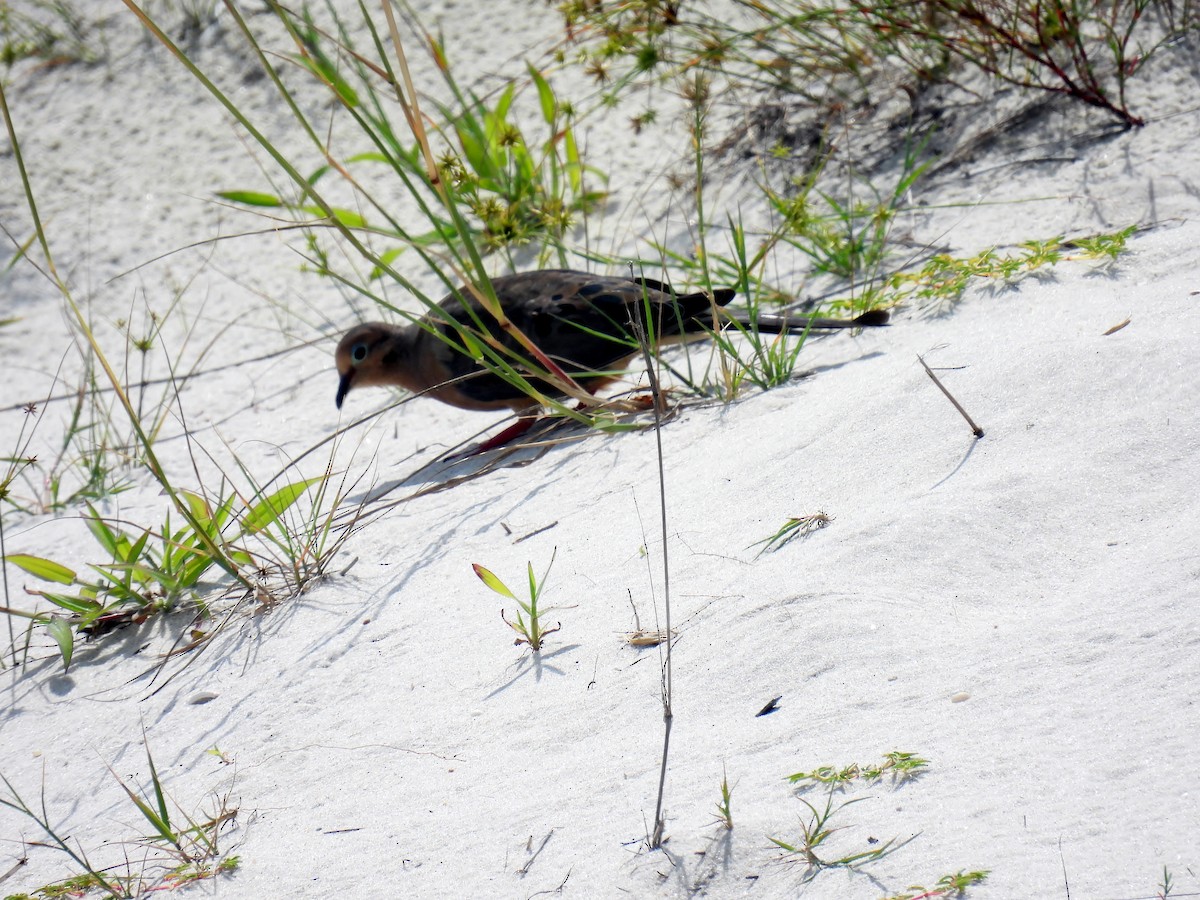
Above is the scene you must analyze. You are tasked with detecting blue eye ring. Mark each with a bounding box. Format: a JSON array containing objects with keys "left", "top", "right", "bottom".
[{"left": 351, "top": 343, "right": 368, "bottom": 363}]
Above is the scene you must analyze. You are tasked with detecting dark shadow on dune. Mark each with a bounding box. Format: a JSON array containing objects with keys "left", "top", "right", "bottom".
[{"left": 483, "top": 643, "right": 580, "bottom": 698}]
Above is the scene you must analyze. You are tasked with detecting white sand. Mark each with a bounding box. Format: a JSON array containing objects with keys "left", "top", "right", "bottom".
[{"left": 2, "top": 4, "right": 1198, "bottom": 898}]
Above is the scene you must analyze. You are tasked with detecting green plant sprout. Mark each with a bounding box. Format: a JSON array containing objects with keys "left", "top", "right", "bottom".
[
  {"left": 786, "top": 751, "right": 929, "bottom": 787},
  {"left": 3, "top": 478, "right": 318, "bottom": 669},
  {"left": 712, "top": 766, "right": 734, "bottom": 830},
  {"left": 1158, "top": 865, "right": 1175, "bottom": 899},
  {"left": 473, "top": 549, "right": 561, "bottom": 650},
  {"left": 751, "top": 512, "right": 832, "bottom": 556},
  {"left": 768, "top": 791, "right": 910, "bottom": 880},
  {"left": 881, "top": 869, "right": 991, "bottom": 900},
  {"left": 0, "top": 738, "right": 237, "bottom": 898}
]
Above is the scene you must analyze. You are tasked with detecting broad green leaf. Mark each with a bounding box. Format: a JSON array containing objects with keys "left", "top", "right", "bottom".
[
  {"left": 84, "top": 506, "right": 120, "bottom": 557},
  {"left": 33, "top": 590, "right": 101, "bottom": 615},
  {"left": 46, "top": 618, "right": 74, "bottom": 670},
  {"left": 529, "top": 64, "right": 556, "bottom": 125},
  {"left": 473, "top": 564, "right": 516, "bottom": 599},
  {"left": 216, "top": 190, "right": 282, "bottom": 208},
  {"left": 179, "top": 489, "right": 212, "bottom": 527},
  {"left": 456, "top": 126, "right": 488, "bottom": 177},
  {"left": 564, "top": 129, "right": 582, "bottom": 193},
  {"left": 213, "top": 493, "right": 239, "bottom": 531},
  {"left": 125, "top": 530, "right": 151, "bottom": 577},
  {"left": 242, "top": 477, "right": 322, "bottom": 535},
  {"left": 4, "top": 554, "right": 76, "bottom": 584},
  {"left": 493, "top": 84, "right": 516, "bottom": 129},
  {"left": 329, "top": 207, "right": 367, "bottom": 229},
  {"left": 300, "top": 206, "right": 367, "bottom": 229},
  {"left": 179, "top": 555, "right": 217, "bottom": 589}
]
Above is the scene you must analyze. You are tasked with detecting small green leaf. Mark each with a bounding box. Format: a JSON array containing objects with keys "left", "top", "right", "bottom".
[
  {"left": 345, "top": 151, "right": 396, "bottom": 167},
  {"left": 473, "top": 564, "right": 516, "bottom": 599},
  {"left": 46, "top": 618, "right": 74, "bottom": 670},
  {"left": 4, "top": 554, "right": 76, "bottom": 584},
  {"left": 216, "top": 190, "right": 282, "bottom": 207}
]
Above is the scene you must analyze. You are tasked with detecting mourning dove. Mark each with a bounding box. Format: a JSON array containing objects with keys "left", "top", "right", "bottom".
[{"left": 334, "top": 269, "right": 888, "bottom": 413}]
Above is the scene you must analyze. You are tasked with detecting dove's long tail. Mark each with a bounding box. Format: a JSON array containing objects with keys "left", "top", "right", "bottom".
[{"left": 722, "top": 307, "right": 890, "bottom": 333}]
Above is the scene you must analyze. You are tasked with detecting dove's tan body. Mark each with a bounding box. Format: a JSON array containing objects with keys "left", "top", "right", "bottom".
[{"left": 334, "top": 269, "right": 887, "bottom": 412}]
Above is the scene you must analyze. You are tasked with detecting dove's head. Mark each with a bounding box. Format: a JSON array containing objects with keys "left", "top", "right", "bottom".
[{"left": 334, "top": 322, "right": 404, "bottom": 409}]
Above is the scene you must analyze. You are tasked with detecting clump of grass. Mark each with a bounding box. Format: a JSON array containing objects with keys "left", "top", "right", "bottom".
[
  {"left": 855, "top": 0, "right": 1172, "bottom": 127},
  {"left": 221, "top": 12, "right": 606, "bottom": 264},
  {"left": 1, "top": 370, "right": 135, "bottom": 517},
  {"left": 878, "top": 225, "right": 1138, "bottom": 313},
  {"left": 786, "top": 750, "right": 929, "bottom": 787},
  {"left": 0, "top": 737, "right": 238, "bottom": 897},
  {"left": 431, "top": 55, "right": 608, "bottom": 256},
  {"left": 557, "top": 0, "right": 1186, "bottom": 128},
  {"left": 751, "top": 512, "right": 832, "bottom": 556},
  {"left": 881, "top": 869, "right": 990, "bottom": 900},
  {"left": 473, "top": 549, "right": 562, "bottom": 650},
  {"left": 3, "top": 478, "right": 319, "bottom": 669},
  {"left": 1158, "top": 865, "right": 1175, "bottom": 899},
  {"left": 769, "top": 791, "right": 910, "bottom": 880},
  {"left": 764, "top": 134, "right": 933, "bottom": 289}
]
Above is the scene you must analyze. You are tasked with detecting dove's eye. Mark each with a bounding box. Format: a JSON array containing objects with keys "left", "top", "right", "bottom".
[{"left": 351, "top": 343, "right": 368, "bottom": 363}]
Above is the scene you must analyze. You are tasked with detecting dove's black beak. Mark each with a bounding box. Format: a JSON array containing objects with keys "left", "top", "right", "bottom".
[{"left": 336, "top": 371, "right": 354, "bottom": 409}]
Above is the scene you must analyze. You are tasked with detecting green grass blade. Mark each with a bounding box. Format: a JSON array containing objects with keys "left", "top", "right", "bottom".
[
  {"left": 215, "top": 190, "right": 282, "bottom": 207},
  {"left": 242, "top": 476, "right": 322, "bottom": 535},
  {"left": 3, "top": 554, "right": 77, "bottom": 584}
]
